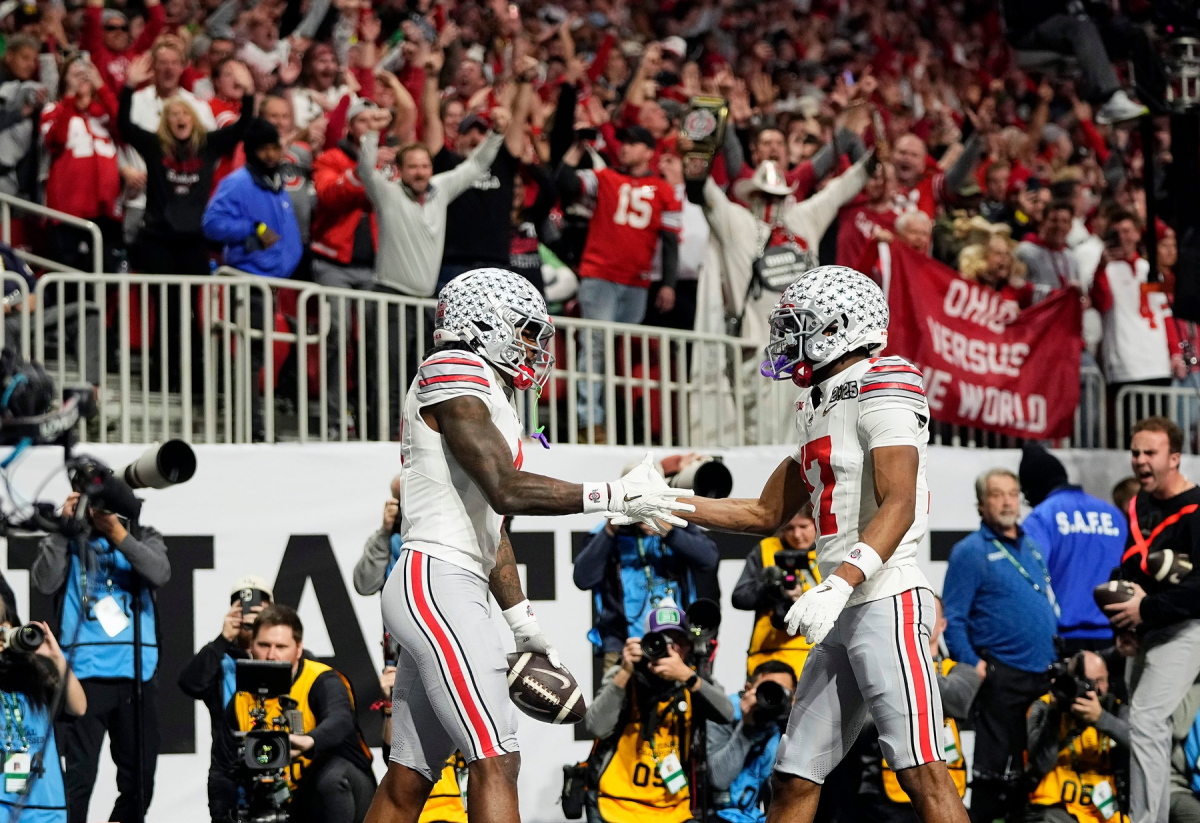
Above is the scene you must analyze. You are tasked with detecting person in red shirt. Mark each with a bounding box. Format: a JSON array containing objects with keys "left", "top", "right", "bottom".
[
  {"left": 557, "top": 124, "right": 681, "bottom": 440},
  {"left": 42, "top": 56, "right": 122, "bottom": 271},
  {"left": 891, "top": 115, "right": 987, "bottom": 217},
  {"left": 80, "top": 0, "right": 164, "bottom": 92},
  {"left": 837, "top": 162, "right": 899, "bottom": 267}
]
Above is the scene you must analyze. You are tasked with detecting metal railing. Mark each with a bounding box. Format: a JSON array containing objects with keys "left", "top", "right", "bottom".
[
  {"left": 0, "top": 192, "right": 103, "bottom": 274},
  {"left": 18, "top": 270, "right": 1115, "bottom": 448},
  {"left": 1115, "top": 383, "right": 1200, "bottom": 453}
]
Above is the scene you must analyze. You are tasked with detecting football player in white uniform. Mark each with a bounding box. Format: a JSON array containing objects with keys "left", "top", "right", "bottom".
[
  {"left": 674, "top": 266, "right": 967, "bottom": 823},
  {"left": 365, "top": 268, "right": 694, "bottom": 823}
]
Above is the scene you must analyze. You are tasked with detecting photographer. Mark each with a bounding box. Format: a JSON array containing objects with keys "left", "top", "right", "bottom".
[
  {"left": 583, "top": 603, "right": 734, "bottom": 823},
  {"left": 353, "top": 474, "right": 403, "bottom": 596},
  {"left": 178, "top": 575, "right": 272, "bottom": 823},
  {"left": 0, "top": 607, "right": 86, "bottom": 823},
  {"left": 31, "top": 490, "right": 169, "bottom": 823},
  {"left": 573, "top": 501, "right": 718, "bottom": 669},
  {"left": 706, "top": 660, "right": 797, "bottom": 823},
  {"left": 731, "top": 507, "right": 820, "bottom": 678},
  {"left": 1025, "top": 651, "right": 1128, "bottom": 823},
  {"left": 852, "top": 595, "right": 980, "bottom": 822},
  {"left": 227, "top": 604, "right": 375, "bottom": 823}
]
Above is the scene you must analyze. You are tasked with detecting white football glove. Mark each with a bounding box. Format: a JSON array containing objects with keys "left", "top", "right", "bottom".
[
  {"left": 605, "top": 453, "right": 696, "bottom": 533},
  {"left": 503, "top": 600, "right": 562, "bottom": 669},
  {"left": 785, "top": 575, "right": 853, "bottom": 646}
]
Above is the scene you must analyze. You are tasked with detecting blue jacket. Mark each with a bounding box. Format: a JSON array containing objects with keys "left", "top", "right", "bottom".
[
  {"left": 713, "top": 697, "right": 780, "bottom": 823},
  {"left": 1187, "top": 703, "right": 1200, "bottom": 794},
  {"left": 572, "top": 522, "right": 718, "bottom": 654},
  {"left": 1022, "top": 486, "right": 1126, "bottom": 640},
  {"left": 60, "top": 537, "right": 158, "bottom": 681},
  {"left": 942, "top": 525, "right": 1058, "bottom": 672},
  {"left": 0, "top": 692, "right": 65, "bottom": 823},
  {"left": 202, "top": 167, "right": 302, "bottom": 278}
]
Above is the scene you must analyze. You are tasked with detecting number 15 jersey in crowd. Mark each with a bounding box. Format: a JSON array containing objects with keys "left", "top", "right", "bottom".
[
  {"left": 790, "top": 355, "right": 932, "bottom": 606},
  {"left": 575, "top": 168, "right": 681, "bottom": 287}
]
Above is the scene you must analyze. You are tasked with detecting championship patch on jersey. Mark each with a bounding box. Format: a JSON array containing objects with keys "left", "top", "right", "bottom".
[
  {"left": 417, "top": 355, "right": 491, "bottom": 399},
  {"left": 859, "top": 358, "right": 926, "bottom": 402}
]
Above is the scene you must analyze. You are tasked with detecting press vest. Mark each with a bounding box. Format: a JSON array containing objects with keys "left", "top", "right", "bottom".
[
  {"left": 592, "top": 683, "right": 694, "bottom": 823},
  {"left": 0, "top": 693, "right": 66, "bottom": 823},
  {"left": 714, "top": 697, "right": 781, "bottom": 823},
  {"left": 60, "top": 536, "right": 157, "bottom": 681},
  {"left": 588, "top": 527, "right": 694, "bottom": 651},
  {"left": 233, "top": 659, "right": 355, "bottom": 791},
  {"left": 746, "top": 539, "right": 819, "bottom": 678},
  {"left": 1028, "top": 694, "right": 1123, "bottom": 823},
  {"left": 419, "top": 752, "right": 466, "bottom": 823},
  {"left": 882, "top": 658, "right": 966, "bottom": 801},
  {"left": 1186, "top": 704, "right": 1200, "bottom": 794}
]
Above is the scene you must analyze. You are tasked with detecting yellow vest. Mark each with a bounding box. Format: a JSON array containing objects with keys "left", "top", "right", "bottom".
[
  {"left": 746, "top": 538, "right": 820, "bottom": 678},
  {"left": 419, "top": 752, "right": 467, "bottom": 823},
  {"left": 882, "top": 658, "right": 967, "bottom": 802},
  {"left": 1028, "top": 695, "right": 1126, "bottom": 823},
  {"left": 596, "top": 685, "right": 694, "bottom": 823}
]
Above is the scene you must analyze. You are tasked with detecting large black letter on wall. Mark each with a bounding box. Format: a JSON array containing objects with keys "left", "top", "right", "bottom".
[{"left": 272, "top": 536, "right": 380, "bottom": 746}]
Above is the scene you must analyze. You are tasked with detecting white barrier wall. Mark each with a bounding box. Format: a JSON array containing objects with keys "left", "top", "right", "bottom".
[{"left": 0, "top": 442, "right": 1165, "bottom": 823}]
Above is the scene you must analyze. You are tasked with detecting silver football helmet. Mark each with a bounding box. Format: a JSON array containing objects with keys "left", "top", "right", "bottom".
[
  {"left": 435, "top": 268, "right": 555, "bottom": 393},
  {"left": 761, "top": 266, "right": 888, "bottom": 387}
]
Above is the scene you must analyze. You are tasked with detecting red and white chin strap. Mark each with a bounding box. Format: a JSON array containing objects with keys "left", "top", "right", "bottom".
[
  {"left": 513, "top": 364, "right": 535, "bottom": 391},
  {"left": 792, "top": 361, "right": 813, "bottom": 387}
]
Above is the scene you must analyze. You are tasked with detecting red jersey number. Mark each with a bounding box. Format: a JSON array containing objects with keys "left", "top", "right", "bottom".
[{"left": 800, "top": 436, "right": 838, "bottom": 535}]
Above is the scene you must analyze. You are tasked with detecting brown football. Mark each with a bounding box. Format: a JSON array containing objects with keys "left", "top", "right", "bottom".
[
  {"left": 1146, "top": 550, "right": 1193, "bottom": 586},
  {"left": 1093, "top": 580, "right": 1136, "bottom": 607},
  {"left": 506, "top": 652, "right": 586, "bottom": 725}
]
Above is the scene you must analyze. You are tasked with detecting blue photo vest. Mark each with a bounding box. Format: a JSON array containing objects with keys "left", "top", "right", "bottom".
[
  {"left": 715, "top": 697, "right": 781, "bottom": 823},
  {"left": 1186, "top": 704, "right": 1200, "bottom": 795},
  {"left": 0, "top": 692, "right": 66, "bottom": 823},
  {"left": 60, "top": 537, "right": 157, "bottom": 680},
  {"left": 386, "top": 534, "right": 403, "bottom": 581},
  {"left": 587, "top": 527, "right": 692, "bottom": 651}
]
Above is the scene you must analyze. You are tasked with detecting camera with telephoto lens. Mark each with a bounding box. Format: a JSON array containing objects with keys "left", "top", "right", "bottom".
[
  {"left": 235, "top": 661, "right": 296, "bottom": 823},
  {"left": 763, "top": 549, "right": 807, "bottom": 629},
  {"left": 1048, "top": 653, "right": 1096, "bottom": 709},
  {"left": 1, "top": 623, "right": 45, "bottom": 655},
  {"left": 641, "top": 631, "right": 670, "bottom": 661},
  {"left": 752, "top": 680, "right": 793, "bottom": 725}
]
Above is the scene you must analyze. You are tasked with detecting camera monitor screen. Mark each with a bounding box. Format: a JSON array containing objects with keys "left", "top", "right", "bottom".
[{"left": 236, "top": 660, "right": 293, "bottom": 697}]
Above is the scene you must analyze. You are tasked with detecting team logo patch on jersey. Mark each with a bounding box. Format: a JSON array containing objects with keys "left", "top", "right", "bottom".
[{"left": 827, "top": 383, "right": 859, "bottom": 404}]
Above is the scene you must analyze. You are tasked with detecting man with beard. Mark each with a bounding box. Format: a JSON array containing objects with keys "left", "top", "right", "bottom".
[
  {"left": 178, "top": 577, "right": 273, "bottom": 823},
  {"left": 942, "top": 468, "right": 1060, "bottom": 823},
  {"left": 689, "top": 151, "right": 874, "bottom": 347}
]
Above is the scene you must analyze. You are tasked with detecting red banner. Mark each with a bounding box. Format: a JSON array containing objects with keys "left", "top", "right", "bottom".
[{"left": 882, "top": 242, "right": 1083, "bottom": 439}]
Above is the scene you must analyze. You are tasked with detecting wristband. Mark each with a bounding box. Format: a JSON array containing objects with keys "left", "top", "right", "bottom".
[
  {"left": 684, "top": 673, "right": 699, "bottom": 690},
  {"left": 502, "top": 600, "right": 537, "bottom": 634},
  {"left": 843, "top": 542, "right": 884, "bottom": 581},
  {"left": 582, "top": 482, "right": 613, "bottom": 513}
]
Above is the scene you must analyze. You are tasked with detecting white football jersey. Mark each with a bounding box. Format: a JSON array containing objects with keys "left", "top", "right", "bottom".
[
  {"left": 790, "top": 355, "right": 932, "bottom": 606},
  {"left": 400, "top": 349, "right": 524, "bottom": 580}
]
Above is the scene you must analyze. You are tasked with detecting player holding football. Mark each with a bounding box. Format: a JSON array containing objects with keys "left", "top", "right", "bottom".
[
  {"left": 666, "top": 266, "right": 968, "bottom": 823},
  {"left": 365, "top": 268, "right": 694, "bottom": 823}
]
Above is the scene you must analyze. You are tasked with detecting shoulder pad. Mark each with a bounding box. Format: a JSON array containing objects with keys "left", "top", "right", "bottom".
[
  {"left": 416, "top": 351, "right": 491, "bottom": 401},
  {"left": 858, "top": 357, "right": 926, "bottom": 406}
]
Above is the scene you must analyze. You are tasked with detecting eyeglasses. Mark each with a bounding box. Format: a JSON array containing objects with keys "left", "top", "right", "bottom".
[{"left": 105, "top": 23, "right": 128, "bottom": 32}]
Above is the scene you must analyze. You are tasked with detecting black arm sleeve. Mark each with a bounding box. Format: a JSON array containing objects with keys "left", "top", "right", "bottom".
[
  {"left": 658, "top": 229, "right": 679, "bottom": 289},
  {"left": 731, "top": 547, "right": 767, "bottom": 611},
  {"left": 117, "top": 86, "right": 159, "bottom": 159},
  {"left": 206, "top": 94, "right": 256, "bottom": 158},
  {"left": 554, "top": 162, "right": 583, "bottom": 206},
  {"left": 306, "top": 670, "right": 357, "bottom": 760},
  {"left": 549, "top": 82, "right": 578, "bottom": 169},
  {"left": 178, "top": 635, "right": 240, "bottom": 700}
]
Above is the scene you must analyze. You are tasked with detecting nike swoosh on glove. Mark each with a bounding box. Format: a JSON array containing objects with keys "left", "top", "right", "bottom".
[
  {"left": 605, "top": 452, "right": 695, "bottom": 533},
  {"left": 785, "top": 575, "right": 853, "bottom": 646}
]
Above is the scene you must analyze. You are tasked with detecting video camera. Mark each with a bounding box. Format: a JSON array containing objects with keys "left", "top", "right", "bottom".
[
  {"left": 762, "top": 549, "right": 808, "bottom": 629},
  {"left": 234, "top": 660, "right": 296, "bottom": 823}
]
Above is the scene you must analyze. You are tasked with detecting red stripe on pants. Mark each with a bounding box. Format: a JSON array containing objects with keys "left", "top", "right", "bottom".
[
  {"left": 409, "top": 553, "right": 501, "bottom": 757},
  {"left": 901, "top": 590, "right": 935, "bottom": 763}
]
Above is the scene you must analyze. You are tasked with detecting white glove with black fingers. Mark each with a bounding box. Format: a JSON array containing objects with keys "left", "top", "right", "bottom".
[
  {"left": 503, "top": 600, "right": 561, "bottom": 669},
  {"left": 602, "top": 453, "right": 695, "bottom": 533},
  {"left": 785, "top": 575, "right": 853, "bottom": 646}
]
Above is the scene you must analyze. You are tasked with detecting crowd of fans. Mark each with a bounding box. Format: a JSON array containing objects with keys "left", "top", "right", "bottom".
[{"left": 0, "top": 0, "right": 1188, "bottom": 442}]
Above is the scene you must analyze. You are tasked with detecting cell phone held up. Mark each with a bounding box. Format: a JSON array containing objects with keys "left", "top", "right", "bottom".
[{"left": 239, "top": 587, "right": 266, "bottom": 613}]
